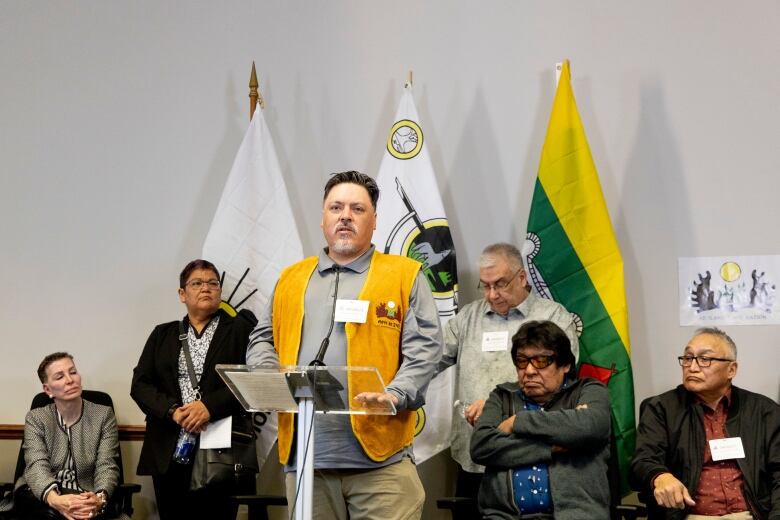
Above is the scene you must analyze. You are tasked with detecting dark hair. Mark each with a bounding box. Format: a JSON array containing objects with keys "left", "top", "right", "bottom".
[
  {"left": 179, "top": 259, "right": 220, "bottom": 289},
  {"left": 510, "top": 320, "right": 575, "bottom": 371},
  {"left": 323, "top": 171, "right": 379, "bottom": 209},
  {"left": 38, "top": 352, "right": 74, "bottom": 383}
]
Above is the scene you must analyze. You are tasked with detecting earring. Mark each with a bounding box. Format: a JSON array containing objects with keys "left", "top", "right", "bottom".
[{"left": 48, "top": 395, "right": 53, "bottom": 398}]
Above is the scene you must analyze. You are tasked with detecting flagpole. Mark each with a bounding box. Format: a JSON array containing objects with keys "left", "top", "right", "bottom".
[
  {"left": 555, "top": 60, "right": 565, "bottom": 87},
  {"left": 249, "top": 61, "right": 264, "bottom": 121}
]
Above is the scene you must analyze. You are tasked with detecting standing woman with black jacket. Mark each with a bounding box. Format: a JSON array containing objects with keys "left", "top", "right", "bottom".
[{"left": 131, "top": 259, "right": 256, "bottom": 520}]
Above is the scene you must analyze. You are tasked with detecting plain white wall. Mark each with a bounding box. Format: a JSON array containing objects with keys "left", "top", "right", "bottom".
[{"left": 2, "top": 1, "right": 779, "bottom": 517}]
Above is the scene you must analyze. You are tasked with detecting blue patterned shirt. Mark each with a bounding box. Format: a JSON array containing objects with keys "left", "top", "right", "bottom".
[{"left": 511, "top": 386, "right": 568, "bottom": 514}]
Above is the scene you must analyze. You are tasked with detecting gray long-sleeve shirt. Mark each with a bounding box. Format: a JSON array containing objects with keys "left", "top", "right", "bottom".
[
  {"left": 246, "top": 246, "right": 443, "bottom": 469},
  {"left": 439, "top": 292, "right": 578, "bottom": 473}
]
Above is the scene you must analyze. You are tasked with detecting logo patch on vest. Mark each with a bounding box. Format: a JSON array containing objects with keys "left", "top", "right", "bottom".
[{"left": 375, "top": 300, "right": 402, "bottom": 330}]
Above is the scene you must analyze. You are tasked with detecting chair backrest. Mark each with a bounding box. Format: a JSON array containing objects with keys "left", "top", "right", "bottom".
[{"left": 14, "top": 391, "right": 127, "bottom": 486}]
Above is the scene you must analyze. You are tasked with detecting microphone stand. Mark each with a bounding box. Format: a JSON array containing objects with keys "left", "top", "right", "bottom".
[
  {"left": 293, "top": 266, "right": 342, "bottom": 520},
  {"left": 310, "top": 266, "right": 340, "bottom": 367}
]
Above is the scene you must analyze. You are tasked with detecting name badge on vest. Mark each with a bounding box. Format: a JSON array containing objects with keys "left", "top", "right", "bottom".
[
  {"left": 709, "top": 437, "right": 745, "bottom": 461},
  {"left": 482, "top": 331, "right": 509, "bottom": 352},
  {"left": 334, "top": 299, "right": 370, "bottom": 323}
]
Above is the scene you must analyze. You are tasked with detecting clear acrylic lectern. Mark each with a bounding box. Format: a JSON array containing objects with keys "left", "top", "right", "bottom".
[{"left": 216, "top": 365, "right": 396, "bottom": 520}]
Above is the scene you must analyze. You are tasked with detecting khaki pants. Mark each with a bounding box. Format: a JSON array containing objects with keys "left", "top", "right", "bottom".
[
  {"left": 685, "top": 513, "right": 753, "bottom": 520},
  {"left": 285, "top": 458, "right": 425, "bottom": 520}
]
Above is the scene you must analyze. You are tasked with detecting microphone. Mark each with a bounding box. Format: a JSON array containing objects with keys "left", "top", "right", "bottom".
[{"left": 310, "top": 266, "right": 340, "bottom": 366}]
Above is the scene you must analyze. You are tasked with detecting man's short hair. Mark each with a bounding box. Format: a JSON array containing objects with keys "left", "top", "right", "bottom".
[
  {"left": 179, "top": 259, "right": 220, "bottom": 289},
  {"left": 511, "top": 320, "right": 576, "bottom": 371},
  {"left": 693, "top": 327, "right": 738, "bottom": 359},
  {"left": 479, "top": 242, "right": 524, "bottom": 271},
  {"left": 323, "top": 171, "right": 379, "bottom": 210},
  {"left": 38, "top": 352, "right": 73, "bottom": 383}
]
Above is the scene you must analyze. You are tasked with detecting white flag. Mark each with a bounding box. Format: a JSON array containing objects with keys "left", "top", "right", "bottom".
[
  {"left": 373, "top": 83, "right": 458, "bottom": 463},
  {"left": 203, "top": 106, "right": 303, "bottom": 471}
]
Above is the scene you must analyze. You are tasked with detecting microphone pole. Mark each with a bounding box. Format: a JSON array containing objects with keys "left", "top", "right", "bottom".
[{"left": 310, "top": 266, "right": 340, "bottom": 367}]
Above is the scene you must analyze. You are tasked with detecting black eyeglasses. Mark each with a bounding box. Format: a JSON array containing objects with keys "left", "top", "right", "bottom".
[
  {"left": 677, "top": 355, "right": 734, "bottom": 368},
  {"left": 515, "top": 354, "right": 556, "bottom": 370},
  {"left": 478, "top": 267, "right": 523, "bottom": 293}
]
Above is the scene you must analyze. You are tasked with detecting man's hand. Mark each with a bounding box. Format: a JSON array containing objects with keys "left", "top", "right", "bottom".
[
  {"left": 653, "top": 472, "right": 696, "bottom": 509},
  {"left": 497, "top": 415, "right": 516, "bottom": 434},
  {"left": 176, "top": 400, "right": 211, "bottom": 432},
  {"left": 465, "top": 400, "right": 486, "bottom": 426},
  {"left": 354, "top": 392, "right": 399, "bottom": 407}
]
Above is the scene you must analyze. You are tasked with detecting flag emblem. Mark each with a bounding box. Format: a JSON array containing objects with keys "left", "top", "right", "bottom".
[
  {"left": 387, "top": 119, "right": 424, "bottom": 160},
  {"left": 524, "top": 233, "right": 583, "bottom": 337},
  {"left": 383, "top": 178, "right": 458, "bottom": 318},
  {"left": 217, "top": 267, "right": 259, "bottom": 317},
  {"left": 414, "top": 407, "right": 426, "bottom": 436}
]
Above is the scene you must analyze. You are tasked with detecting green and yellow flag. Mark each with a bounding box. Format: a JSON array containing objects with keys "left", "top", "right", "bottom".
[{"left": 524, "top": 60, "right": 635, "bottom": 493}]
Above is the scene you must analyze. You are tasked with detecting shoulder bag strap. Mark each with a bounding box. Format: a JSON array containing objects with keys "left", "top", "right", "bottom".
[{"left": 178, "top": 319, "right": 202, "bottom": 401}]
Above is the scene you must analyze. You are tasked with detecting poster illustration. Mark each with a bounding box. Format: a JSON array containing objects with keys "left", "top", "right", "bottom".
[{"left": 679, "top": 255, "right": 778, "bottom": 325}]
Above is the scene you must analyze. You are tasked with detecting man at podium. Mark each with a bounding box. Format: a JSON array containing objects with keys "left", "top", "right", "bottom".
[{"left": 247, "top": 171, "right": 443, "bottom": 520}]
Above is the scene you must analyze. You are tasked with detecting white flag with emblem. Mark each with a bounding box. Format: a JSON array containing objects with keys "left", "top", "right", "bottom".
[
  {"left": 374, "top": 82, "right": 458, "bottom": 462},
  {"left": 203, "top": 105, "right": 303, "bottom": 471}
]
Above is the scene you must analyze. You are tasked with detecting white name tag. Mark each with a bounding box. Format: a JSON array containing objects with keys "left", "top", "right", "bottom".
[
  {"left": 482, "top": 331, "right": 509, "bottom": 352},
  {"left": 709, "top": 437, "right": 745, "bottom": 461},
  {"left": 334, "top": 299, "right": 370, "bottom": 323}
]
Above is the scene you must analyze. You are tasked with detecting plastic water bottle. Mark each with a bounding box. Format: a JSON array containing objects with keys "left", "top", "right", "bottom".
[{"left": 172, "top": 429, "right": 197, "bottom": 464}]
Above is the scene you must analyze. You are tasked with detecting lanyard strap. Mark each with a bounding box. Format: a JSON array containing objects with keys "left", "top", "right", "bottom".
[{"left": 178, "top": 319, "right": 202, "bottom": 401}]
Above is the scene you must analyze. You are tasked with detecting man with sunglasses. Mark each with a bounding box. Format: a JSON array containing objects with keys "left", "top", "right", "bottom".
[
  {"left": 631, "top": 327, "right": 780, "bottom": 519},
  {"left": 438, "top": 243, "right": 578, "bottom": 501},
  {"left": 470, "top": 320, "right": 611, "bottom": 519}
]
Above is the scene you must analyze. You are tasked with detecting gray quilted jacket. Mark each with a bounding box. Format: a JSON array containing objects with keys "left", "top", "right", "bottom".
[{"left": 1, "top": 399, "right": 119, "bottom": 510}]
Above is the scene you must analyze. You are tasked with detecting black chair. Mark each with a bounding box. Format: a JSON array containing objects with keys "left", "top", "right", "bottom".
[
  {"left": 632, "top": 490, "right": 665, "bottom": 520},
  {"left": 232, "top": 494, "right": 288, "bottom": 520},
  {"left": 0, "top": 391, "right": 141, "bottom": 519},
  {"left": 436, "top": 495, "right": 479, "bottom": 520},
  {"left": 606, "top": 432, "right": 647, "bottom": 520}
]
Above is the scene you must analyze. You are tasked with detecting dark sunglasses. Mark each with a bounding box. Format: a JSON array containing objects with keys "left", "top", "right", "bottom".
[{"left": 514, "top": 354, "right": 556, "bottom": 370}]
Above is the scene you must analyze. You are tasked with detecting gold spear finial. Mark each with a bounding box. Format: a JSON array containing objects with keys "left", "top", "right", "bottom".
[{"left": 249, "top": 61, "right": 264, "bottom": 120}]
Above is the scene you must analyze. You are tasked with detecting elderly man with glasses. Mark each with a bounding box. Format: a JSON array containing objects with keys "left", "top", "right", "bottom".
[
  {"left": 438, "top": 243, "right": 578, "bottom": 501},
  {"left": 631, "top": 327, "right": 780, "bottom": 520},
  {"left": 469, "top": 320, "right": 611, "bottom": 519}
]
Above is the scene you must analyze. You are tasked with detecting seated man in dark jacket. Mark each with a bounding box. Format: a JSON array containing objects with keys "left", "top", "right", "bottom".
[
  {"left": 470, "top": 320, "right": 611, "bottom": 520},
  {"left": 630, "top": 327, "right": 780, "bottom": 520}
]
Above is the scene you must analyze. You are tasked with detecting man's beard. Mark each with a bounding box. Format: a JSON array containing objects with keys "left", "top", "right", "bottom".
[{"left": 330, "top": 238, "right": 359, "bottom": 256}]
